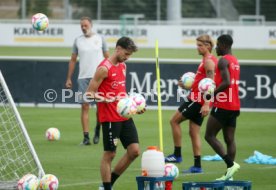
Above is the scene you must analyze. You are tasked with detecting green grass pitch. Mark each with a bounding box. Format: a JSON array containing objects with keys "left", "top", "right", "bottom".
[{"left": 19, "top": 107, "right": 276, "bottom": 190}]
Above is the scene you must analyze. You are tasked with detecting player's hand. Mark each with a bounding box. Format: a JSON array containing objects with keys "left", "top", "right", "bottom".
[
  {"left": 136, "top": 108, "right": 146, "bottom": 114},
  {"left": 200, "top": 104, "right": 209, "bottom": 117},
  {"left": 65, "top": 79, "right": 72, "bottom": 89},
  {"left": 178, "top": 78, "right": 185, "bottom": 89}
]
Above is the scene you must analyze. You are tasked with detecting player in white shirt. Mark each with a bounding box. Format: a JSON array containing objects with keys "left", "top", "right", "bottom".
[{"left": 65, "top": 17, "right": 109, "bottom": 145}]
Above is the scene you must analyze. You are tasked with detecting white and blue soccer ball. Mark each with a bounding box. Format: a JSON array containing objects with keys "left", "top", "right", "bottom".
[
  {"left": 116, "top": 97, "right": 137, "bottom": 118},
  {"left": 164, "top": 163, "right": 179, "bottom": 179},
  {"left": 45, "top": 128, "right": 60, "bottom": 141},
  {"left": 17, "top": 173, "right": 39, "bottom": 190},
  {"left": 39, "top": 174, "right": 59, "bottom": 190},
  {"left": 129, "top": 93, "right": 146, "bottom": 112},
  {"left": 32, "top": 13, "right": 49, "bottom": 31},
  {"left": 198, "top": 78, "right": 216, "bottom": 94},
  {"left": 181, "top": 72, "right": 195, "bottom": 90}
]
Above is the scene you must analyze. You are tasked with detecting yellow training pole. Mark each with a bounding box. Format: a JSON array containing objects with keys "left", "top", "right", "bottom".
[{"left": 155, "top": 40, "right": 163, "bottom": 151}]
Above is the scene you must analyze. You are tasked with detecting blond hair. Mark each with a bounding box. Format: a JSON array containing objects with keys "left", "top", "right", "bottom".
[{"left": 196, "top": 34, "right": 214, "bottom": 52}]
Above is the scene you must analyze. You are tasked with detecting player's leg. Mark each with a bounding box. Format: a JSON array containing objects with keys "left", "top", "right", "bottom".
[
  {"left": 111, "top": 118, "right": 139, "bottom": 186},
  {"left": 100, "top": 121, "right": 122, "bottom": 190},
  {"left": 204, "top": 114, "right": 224, "bottom": 156},
  {"left": 182, "top": 102, "right": 204, "bottom": 173},
  {"left": 93, "top": 104, "right": 101, "bottom": 144},
  {"left": 222, "top": 110, "right": 239, "bottom": 161},
  {"left": 100, "top": 151, "right": 116, "bottom": 190},
  {"left": 165, "top": 110, "right": 186, "bottom": 163},
  {"left": 171, "top": 110, "right": 186, "bottom": 149},
  {"left": 222, "top": 126, "right": 236, "bottom": 161},
  {"left": 205, "top": 114, "right": 229, "bottom": 180},
  {"left": 111, "top": 143, "right": 139, "bottom": 183},
  {"left": 189, "top": 121, "right": 201, "bottom": 157},
  {"left": 186, "top": 120, "right": 202, "bottom": 173},
  {"left": 81, "top": 102, "right": 90, "bottom": 145},
  {"left": 205, "top": 108, "right": 240, "bottom": 180},
  {"left": 220, "top": 111, "right": 240, "bottom": 180},
  {"left": 220, "top": 125, "right": 240, "bottom": 180},
  {"left": 78, "top": 78, "right": 91, "bottom": 145},
  {"left": 166, "top": 100, "right": 203, "bottom": 163}
]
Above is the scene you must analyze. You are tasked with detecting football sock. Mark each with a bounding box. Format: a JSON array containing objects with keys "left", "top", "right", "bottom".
[
  {"left": 194, "top": 155, "right": 201, "bottom": 168},
  {"left": 83, "top": 132, "right": 89, "bottom": 139},
  {"left": 222, "top": 155, "right": 234, "bottom": 168},
  {"left": 103, "top": 182, "right": 112, "bottom": 190},
  {"left": 174, "top": 146, "right": 181, "bottom": 157},
  {"left": 95, "top": 124, "right": 101, "bottom": 133},
  {"left": 111, "top": 172, "right": 120, "bottom": 186},
  {"left": 96, "top": 122, "right": 101, "bottom": 129}
]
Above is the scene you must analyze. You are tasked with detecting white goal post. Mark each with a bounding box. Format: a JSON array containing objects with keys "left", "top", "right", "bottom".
[{"left": 0, "top": 71, "right": 44, "bottom": 189}]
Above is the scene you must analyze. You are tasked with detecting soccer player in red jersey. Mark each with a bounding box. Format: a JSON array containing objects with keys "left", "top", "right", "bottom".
[
  {"left": 165, "top": 35, "right": 217, "bottom": 174},
  {"left": 86, "top": 37, "right": 139, "bottom": 190},
  {"left": 205, "top": 34, "right": 241, "bottom": 180}
]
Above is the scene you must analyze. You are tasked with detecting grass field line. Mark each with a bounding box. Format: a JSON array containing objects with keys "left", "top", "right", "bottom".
[{"left": 59, "top": 180, "right": 101, "bottom": 187}]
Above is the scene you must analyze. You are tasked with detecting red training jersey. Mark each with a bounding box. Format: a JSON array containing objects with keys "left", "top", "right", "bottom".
[
  {"left": 214, "top": 54, "right": 240, "bottom": 110},
  {"left": 97, "top": 59, "right": 128, "bottom": 122},
  {"left": 188, "top": 54, "right": 218, "bottom": 105}
]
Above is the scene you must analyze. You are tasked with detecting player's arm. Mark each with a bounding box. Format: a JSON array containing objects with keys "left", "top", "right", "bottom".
[
  {"left": 204, "top": 58, "right": 215, "bottom": 80},
  {"left": 86, "top": 66, "right": 114, "bottom": 103},
  {"left": 178, "top": 77, "right": 185, "bottom": 89},
  {"left": 200, "top": 59, "right": 216, "bottom": 117},
  {"left": 65, "top": 53, "right": 78, "bottom": 89},
  {"left": 214, "top": 58, "right": 231, "bottom": 95}
]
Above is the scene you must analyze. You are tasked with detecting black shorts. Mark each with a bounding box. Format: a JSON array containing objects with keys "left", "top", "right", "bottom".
[
  {"left": 211, "top": 107, "right": 240, "bottom": 127},
  {"left": 102, "top": 118, "right": 139, "bottom": 151},
  {"left": 178, "top": 99, "right": 204, "bottom": 126}
]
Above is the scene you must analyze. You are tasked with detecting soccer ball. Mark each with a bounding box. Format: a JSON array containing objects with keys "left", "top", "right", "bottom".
[
  {"left": 130, "top": 93, "right": 146, "bottom": 112},
  {"left": 32, "top": 13, "right": 49, "bottom": 31},
  {"left": 17, "top": 174, "right": 39, "bottom": 190},
  {"left": 39, "top": 174, "right": 59, "bottom": 190},
  {"left": 198, "top": 78, "right": 216, "bottom": 94},
  {"left": 45, "top": 128, "right": 60, "bottom": 141},
  {"left": 164, "top": 163, "right": 179, "bottom": 179},
  {"left": 181, "top": 72, "right": 195, "bottom": 90},
  {"left": 117, "top": 97, "right": 137, "bottom": 118}
]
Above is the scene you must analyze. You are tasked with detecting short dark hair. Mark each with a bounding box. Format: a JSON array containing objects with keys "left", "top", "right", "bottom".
[
  {"left": 217, "top": 34, "right": 233, "bottom": 48},
  {"left": 116, "top": 37, "right": 138, "bottom": 52},
  {"left": 80, "top": 16, "right": 92, "bottom": 24}
]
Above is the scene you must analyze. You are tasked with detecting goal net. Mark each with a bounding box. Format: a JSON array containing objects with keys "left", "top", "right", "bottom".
[{"left": 0, "top": 71, "right": 44, "bottom": 189}]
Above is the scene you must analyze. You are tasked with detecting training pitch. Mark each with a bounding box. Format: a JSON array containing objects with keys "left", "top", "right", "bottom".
[{"left": 20, "top": 107, "right": 276, "bottom": 190}]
